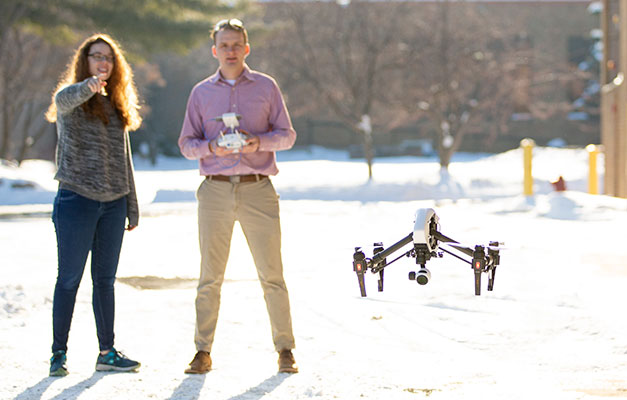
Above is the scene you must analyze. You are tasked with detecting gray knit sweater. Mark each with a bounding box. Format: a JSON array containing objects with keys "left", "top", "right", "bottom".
[{"left": 54, "top": 80, "right": 139, "bottom": 226}]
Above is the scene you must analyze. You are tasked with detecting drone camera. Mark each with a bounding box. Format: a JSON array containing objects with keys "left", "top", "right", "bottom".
[
  {"left": 415, "top": 267, "right": 431, "bottom": 285},
  {"left": 409, "top": 268, "right": 431, "bottom": 285}
]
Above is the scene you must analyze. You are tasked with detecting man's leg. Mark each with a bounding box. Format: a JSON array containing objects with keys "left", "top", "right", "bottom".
[
  {"left": 237, "top": 179, "right": 295, "bottom": 352},
  {"left": 194, "top": 179, "right": 236, "bottom": 352}
]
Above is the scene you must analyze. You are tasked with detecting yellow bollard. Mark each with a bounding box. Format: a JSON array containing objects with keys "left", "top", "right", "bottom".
[
  {"left": 586, "top": 144, "right": 599, "bottom": 195},
  {"left": 520, "top": 138, "right": 535, "bottom": 196}
]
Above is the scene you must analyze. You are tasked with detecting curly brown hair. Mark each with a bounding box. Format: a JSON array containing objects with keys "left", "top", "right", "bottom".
[{"left": 46, "top": 33, "right": 142, "bottom": 131}]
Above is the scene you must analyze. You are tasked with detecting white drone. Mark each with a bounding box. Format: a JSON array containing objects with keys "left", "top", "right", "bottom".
[
  {"left": 214, "top": 113, "right": 250, "bottom": 152},
  {"left": 352, "top": 208, "right": 502, "bottom": 297}
]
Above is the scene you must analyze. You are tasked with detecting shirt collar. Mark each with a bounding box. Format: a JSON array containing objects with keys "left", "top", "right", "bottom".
[{"left": 209, "top": 64, "right": 255, "bottom": 85}]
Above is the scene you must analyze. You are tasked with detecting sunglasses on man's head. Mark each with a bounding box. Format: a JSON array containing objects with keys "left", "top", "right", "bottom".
[{"left": 213, "top": 18, "right": 244, "bottom": 33}]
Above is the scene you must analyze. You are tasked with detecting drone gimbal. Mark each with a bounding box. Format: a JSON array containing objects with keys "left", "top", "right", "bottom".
[{"left": 352, "top": 208, "right": 502, "bottom": 297}]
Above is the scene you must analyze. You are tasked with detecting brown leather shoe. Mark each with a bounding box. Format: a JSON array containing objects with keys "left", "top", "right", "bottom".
[
  {"left": 278, "top": 349, "right": 298, "bottom": 373},
  {"left": 185, "top": 351, "right": 212, "bottom": 374}
]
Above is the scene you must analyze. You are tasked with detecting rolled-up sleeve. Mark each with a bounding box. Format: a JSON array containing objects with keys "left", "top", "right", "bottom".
[
  {"left": 178, "top": 89, "right": 212, "bottom": 160},
  {"left": 257, "top": 82, "right": 297, "bottom": 152}
]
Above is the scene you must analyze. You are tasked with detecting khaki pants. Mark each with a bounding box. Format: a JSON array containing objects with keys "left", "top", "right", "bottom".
[{"left": 194, "top": 177, "right": 295, "bottom": 352}]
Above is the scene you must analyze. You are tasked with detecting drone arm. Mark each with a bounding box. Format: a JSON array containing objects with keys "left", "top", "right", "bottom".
[
  {"left": 432, "top": 230, "right": 457, "bottom": 244},
  {"left": 433, "top": 231, "right": 475, "bottom": 258},
  {"left": 371, "top": 233, "right": 413, "bottom": 267},
  {"left": 448, "top": 244, "right": 475, "bottom": 258},
  {"left": 439, "top": 247, "right": 471, "bottom": 265}
]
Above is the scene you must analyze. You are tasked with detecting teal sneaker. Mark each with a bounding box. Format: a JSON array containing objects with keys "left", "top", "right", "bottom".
[
  {"left": 49, "top": 350, "right": 69, "bottom": 377},
  {"left": 95, "top": 348, "right": 140, "bottom": 372}
]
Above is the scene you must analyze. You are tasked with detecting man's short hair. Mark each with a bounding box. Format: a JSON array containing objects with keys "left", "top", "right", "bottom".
[{"left": 212, "top": 18, "right": 248, "bottom": 44}]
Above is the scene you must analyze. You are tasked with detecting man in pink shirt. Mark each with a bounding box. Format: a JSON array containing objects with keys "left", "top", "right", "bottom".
[{"left": 178, "top": 18, "right": 298, "bottom": 374}]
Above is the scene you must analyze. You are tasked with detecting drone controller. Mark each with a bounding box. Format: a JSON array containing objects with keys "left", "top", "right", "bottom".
[
  {"left": 215, "top": 113, "right": 249, "bottom": 152},
  {"left": 353, "top": 208, "right": 502, "bottom": 297}
]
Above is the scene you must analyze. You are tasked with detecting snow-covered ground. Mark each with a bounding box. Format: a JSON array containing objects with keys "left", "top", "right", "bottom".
[{"left": 1, "top": 147, "right": 626, "bottom": 399}]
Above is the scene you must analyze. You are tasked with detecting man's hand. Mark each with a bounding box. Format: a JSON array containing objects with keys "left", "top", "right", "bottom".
[
  {"left": 209, "top": 138, "right": 236, "bottom": 156},
  {"left": 209, "top": 131, "right": 259, "bottom": 156},
  {"left": 241, "top": 134, "right": 260, "bottom": 153}
]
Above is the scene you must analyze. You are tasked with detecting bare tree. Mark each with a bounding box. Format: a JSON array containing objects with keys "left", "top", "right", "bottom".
[
  {"left": 0, "top": 28, "right": 69, "bottom": 162},
  {"left": 260, "top": 1, "right": 593, "bottom": 174},
  {"left": 260, "top": 1, "right": 526, "bottom": 174},
  {"left": 383, "top": 1, "right": 527, "bottom": 170},
  {"left": 260, "top": 1, "right": 416, "bottom": 179}
]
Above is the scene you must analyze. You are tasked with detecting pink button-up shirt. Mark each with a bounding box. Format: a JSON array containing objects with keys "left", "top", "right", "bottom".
[{"left": 178, "top": 65, "right": 297, "bottom": 176}]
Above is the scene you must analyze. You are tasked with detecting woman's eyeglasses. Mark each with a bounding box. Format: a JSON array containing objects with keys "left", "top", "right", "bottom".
[{"left": 88, "top": 53, "right": 114, "bottom": 63}]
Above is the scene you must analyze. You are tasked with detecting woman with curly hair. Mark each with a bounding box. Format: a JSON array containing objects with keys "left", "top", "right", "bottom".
[{"left": 45, "top": 33, "right": 142, "bottom": 376}]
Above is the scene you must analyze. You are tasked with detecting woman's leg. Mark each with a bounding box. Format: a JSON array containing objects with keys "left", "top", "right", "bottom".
[
  {"left": 90, "top": 196, "right": 127, "bottom": 352},
  {"left": 51, "top": 190, "right": 99, "bottom": 353}
]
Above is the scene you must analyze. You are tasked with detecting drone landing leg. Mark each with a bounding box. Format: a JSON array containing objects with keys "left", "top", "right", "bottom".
[
  {"left": 357, "top": 272, "right": 367, "bottom": 297},
  {"left": 474, "top": 270, "right": 481, "bottom": 296},
  {"left": 472, "top": 246, "right": 486, "bottom": 296},
  {"left": 352, "top": 248, "right": 368, "bottom": 297},
  {"left": 487, "top": 268, "right": 496, "bottom": 291}
]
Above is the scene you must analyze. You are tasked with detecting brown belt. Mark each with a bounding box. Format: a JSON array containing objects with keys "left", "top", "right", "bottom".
[{"left": 205, "top": 174, "right": 267, "bottom": 183}]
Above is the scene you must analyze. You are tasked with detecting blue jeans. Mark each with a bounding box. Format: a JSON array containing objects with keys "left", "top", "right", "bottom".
[{"left": 51, "top": 189, "right": 127, "bottom": 353}]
